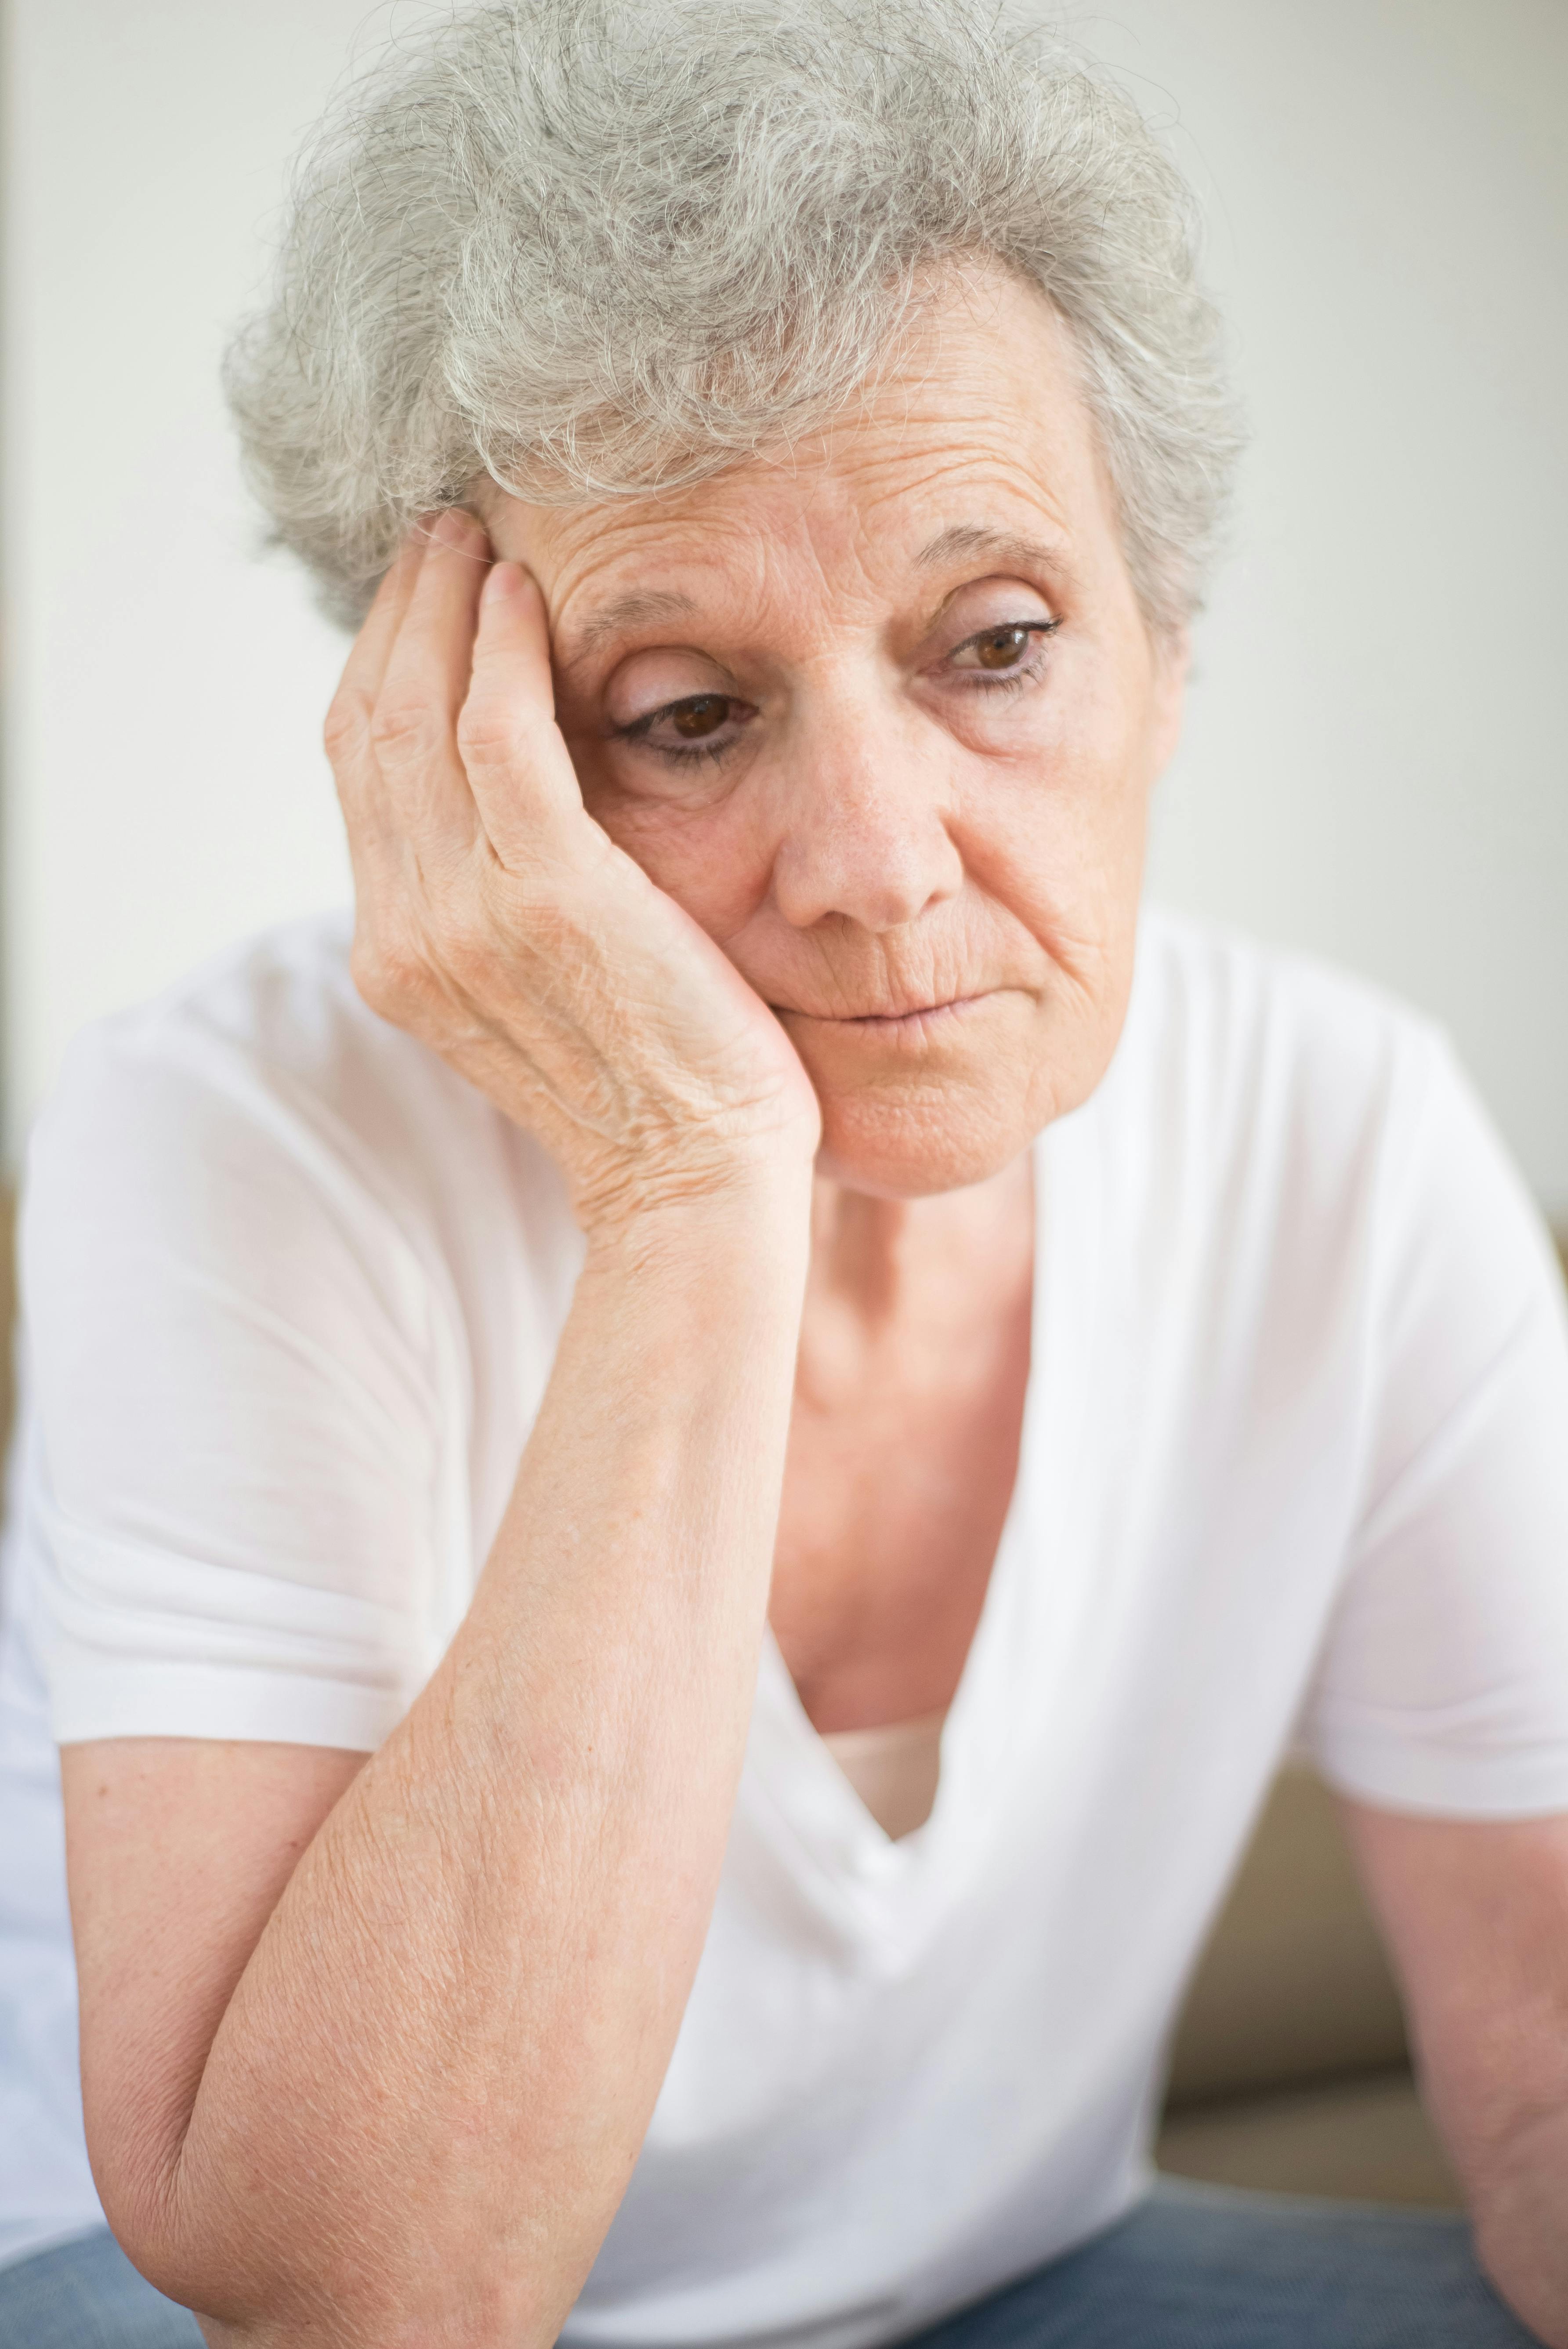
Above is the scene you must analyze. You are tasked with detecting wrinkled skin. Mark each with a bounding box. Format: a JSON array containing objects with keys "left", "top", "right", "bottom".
[{"left": 329, "top": 264, "right": 1188, "bottom": 1223}]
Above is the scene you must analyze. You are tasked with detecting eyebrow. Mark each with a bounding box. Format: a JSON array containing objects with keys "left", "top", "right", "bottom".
[
  {"left": 561, "top": 586, "right": 696, "bottom": 666},
  {"left": 559, "top": 526, "right": 1071, "bottom": 669},
  {"left": 914, "top": 523, "right": 1073, "bottom": 584}
]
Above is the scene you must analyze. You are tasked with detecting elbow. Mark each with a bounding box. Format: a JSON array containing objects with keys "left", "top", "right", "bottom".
[
  {"left": 1473, "top": 2229, "right": 1568, "bottom": 2349},
  {"left": 85, "top": 2136, "right": 255, "bottom": 2340},
  {"left": 95, "top": 2188, "right": 558, "bottom": 2349},
  {"left": 85, "top": 2111, "right": 567, "bottom": 2347},
  {"left": 92, "top": 2181, "right": 224, "bottom": 2337},
  {"left": 1467, "top": 2121, "right": 1568, "bottom": 2349}
]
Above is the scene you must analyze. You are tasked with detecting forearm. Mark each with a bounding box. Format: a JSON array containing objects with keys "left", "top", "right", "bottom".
[
  {"left": 156, "top": 1182, "right": 809, "bottom": 2345},
  {"left": 1344, "top": 1801, "right": 1568, "bottom": 2349}
]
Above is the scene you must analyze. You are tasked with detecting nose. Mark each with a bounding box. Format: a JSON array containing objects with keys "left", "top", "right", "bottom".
[{"left": 768, "top": 691, "right": 964, "bottom": 934}]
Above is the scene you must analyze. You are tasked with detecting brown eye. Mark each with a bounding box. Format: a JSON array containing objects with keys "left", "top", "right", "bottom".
[
  {"left": 973, "top": 626, "right": 1032, "bottom": 671},
  {"left": 670, "top": 694, "right": 730, "bottom": 738}
]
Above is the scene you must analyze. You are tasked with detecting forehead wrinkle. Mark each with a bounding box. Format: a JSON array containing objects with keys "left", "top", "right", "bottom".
[
  {"left": 542, "top": 497, "right": 783, "bottom": 664},
  {"left": 557, "top": 497, "right": 888, "bottom": 674},
  {"left": 843, "top": 438, "right": 1085, "bottom": 576},
  {"left": 545, "top": 447, "right": 1085, "bottom": 676}
]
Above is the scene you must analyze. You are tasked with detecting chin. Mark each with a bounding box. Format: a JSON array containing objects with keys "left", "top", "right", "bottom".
[
  {"left": 811, "top": 1080, "right": 1035, "bottom": 1199},
  {"left": 781, "top": 991, "right": 1076, "bottom": 1198}
]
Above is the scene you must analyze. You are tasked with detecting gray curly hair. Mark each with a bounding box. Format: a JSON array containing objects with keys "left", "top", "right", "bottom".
[{"left": 225, "top": 0, "right": 1242, "bottom": 635}]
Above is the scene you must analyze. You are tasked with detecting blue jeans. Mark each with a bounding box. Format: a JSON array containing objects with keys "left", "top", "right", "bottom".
[{"left": 0, "top": 2182, "right": 1545, "bottom": 2348}]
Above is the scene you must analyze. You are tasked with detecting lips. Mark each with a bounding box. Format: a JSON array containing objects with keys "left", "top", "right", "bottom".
[
  {"left": 844, "top": 996, "right": 976, "bottom": 1022},
  {"left": 775, "top": 992, "right": 987, "bottom": 1025}
]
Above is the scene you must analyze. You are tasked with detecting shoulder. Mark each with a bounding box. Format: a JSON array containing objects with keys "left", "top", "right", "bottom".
[
  {"left": 1124, "top": 905, "right": 1445, "bottom": 1116},
  {"left": 1099, "top": 907, "right": 1557, "bottom": 1366},
  {"left": 30, "top": 912, "right": 564, "bottom": 1233},
  {"left": 38, "top": 910, "right": 467, "bottom": 1167},
  {"left": 22, "top": 912, "right": 579, "bottom": 1343},
  {"left": 1108, "top": 906, "right": 1465, "bottom": 1212}
]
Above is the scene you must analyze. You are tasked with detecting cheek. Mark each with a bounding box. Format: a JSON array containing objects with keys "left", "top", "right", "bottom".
[
  {"left": 1024, "top": 644, "right": 1152, "bottom": 866},
  {"left": 580, "top": 772, "right": 772, "bottom": 944},
  {"left": 957, "top": 731, "right": 1149, "bottom": 962}
]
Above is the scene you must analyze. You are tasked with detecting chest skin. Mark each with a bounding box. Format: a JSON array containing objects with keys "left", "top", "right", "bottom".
[{"left": 768, "top": 1250, "right": 1032, "bottom": 1736}]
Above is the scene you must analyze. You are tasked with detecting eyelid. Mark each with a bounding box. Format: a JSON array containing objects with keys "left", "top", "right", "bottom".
[
  {"left": 945, "top": 616, "right": 1061, "bottom": 664},
  {"left": 608, "top": 689, "right": 753, "bottom": 743},
  {"left": 605, "top": 692, "right": 759, "bottom": 773}
]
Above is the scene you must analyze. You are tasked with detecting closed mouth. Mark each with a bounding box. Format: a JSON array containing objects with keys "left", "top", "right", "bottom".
[{"left": 775, "top": 992, "right": 989, "bottom": 1029}]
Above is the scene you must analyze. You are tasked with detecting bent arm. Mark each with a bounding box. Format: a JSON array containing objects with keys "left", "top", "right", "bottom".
[
  {"left": 65, "top": 1184, "right": 809, "bottom": 2348},
  {"left": 1343, "top": 1799, "right": 1568, "bottom": 2348}
]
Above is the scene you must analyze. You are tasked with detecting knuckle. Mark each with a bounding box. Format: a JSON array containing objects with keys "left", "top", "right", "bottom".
[
  {"left": 442, "top": 884, "right": 513, "bottom": 975},
  {"left": 350, "top": 927, "right": 427, "bottom": 1024},
  {"left": 322, "top": 688, "right": 370, "bottom": 767},
  {"left": 455, "top": 694, "right": 524, "bottom": 770},
  {"left": 348, "top": 933, "right": 394, "bottom": 1019},
  {"left": 439, "top": 931, "right": 492, "bottom": 1004},
  {"left": 368, "top": 691, "right": 442, "bottom": 763}
]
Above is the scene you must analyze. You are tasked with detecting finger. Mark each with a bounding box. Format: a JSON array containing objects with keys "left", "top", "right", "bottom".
[
  {"left": 458, "top": 562, "right": 587, "bottom": 865},
  {"left": 367, "top": 507, "right": 492, "bottom": 844},
  {"left": 334, "top": 522, "right": 434, "bottom": 716},
  {"left": 378, "top": 507, "right": 492, "bottom": 731},
  {"left": 324, "top": 525, "right": 435, "bottom": 842}
]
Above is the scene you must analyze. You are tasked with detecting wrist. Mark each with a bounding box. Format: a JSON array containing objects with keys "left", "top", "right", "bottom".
[{"left": 582, "top": 1157, "right": 813, "bottom": 1283}]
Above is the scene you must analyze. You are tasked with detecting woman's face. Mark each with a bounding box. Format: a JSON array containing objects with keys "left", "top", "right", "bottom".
[{"left": 482, "top": 265, "right": 1187, "bottom": 1198}]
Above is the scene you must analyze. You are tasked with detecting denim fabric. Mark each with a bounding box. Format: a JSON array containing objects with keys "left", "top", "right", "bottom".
[
  {"left": 908, "top": 2180, "right": 1543, "bottom": 2349},
  {"left": 0, "top": 2229, "right": 201, "bottom": 2349},
  {"left": 0, "top": 2185, "right": 1546, "bottom": 2349}
]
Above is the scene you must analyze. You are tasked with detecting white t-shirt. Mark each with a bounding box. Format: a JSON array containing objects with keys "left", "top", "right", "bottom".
[{"left": 2, "top": 905, "right": 1567, "bottom": 2343}]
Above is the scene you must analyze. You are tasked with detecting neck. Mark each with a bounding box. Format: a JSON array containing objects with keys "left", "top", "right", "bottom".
[{"left": 799, "top": 1150, "right": 1034, "bottom": 1383}]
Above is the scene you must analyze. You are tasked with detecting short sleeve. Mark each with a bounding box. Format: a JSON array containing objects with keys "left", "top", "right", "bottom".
[
  {"left": 21, "top": 1006, "right": 457, "bottom": 1753},
  {"left": 1304, "top": 1030, "right": 1568, "bottom": 1816}
]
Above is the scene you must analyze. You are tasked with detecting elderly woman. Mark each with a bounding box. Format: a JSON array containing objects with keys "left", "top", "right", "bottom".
[{"left": 1, "top": 3, "right": 1566, "bottom": 2345}]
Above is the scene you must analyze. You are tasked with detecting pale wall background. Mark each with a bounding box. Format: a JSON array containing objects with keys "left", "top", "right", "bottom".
[{"left": 5, "top": 0, "right": 1566, "bottom": 1215}]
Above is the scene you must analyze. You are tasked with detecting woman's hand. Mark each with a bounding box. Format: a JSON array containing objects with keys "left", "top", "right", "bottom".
[{"left": 326, "top": 510, "right": 821, "bottom": 1234}]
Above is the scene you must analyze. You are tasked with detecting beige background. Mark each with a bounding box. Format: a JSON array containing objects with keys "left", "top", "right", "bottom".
[{"left": 5, "top": 0, "right": 1565, "bottom": 1213}]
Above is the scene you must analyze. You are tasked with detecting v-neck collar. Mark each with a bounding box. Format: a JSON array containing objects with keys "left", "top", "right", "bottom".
[{"left": 739, "top": 1107, "right": 1108, "bottom": 1949}]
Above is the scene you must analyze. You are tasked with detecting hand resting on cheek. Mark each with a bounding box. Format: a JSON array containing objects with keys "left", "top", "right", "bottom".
[{"left": 325, "top": 507, "right": 822, "bottom": 1236}]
